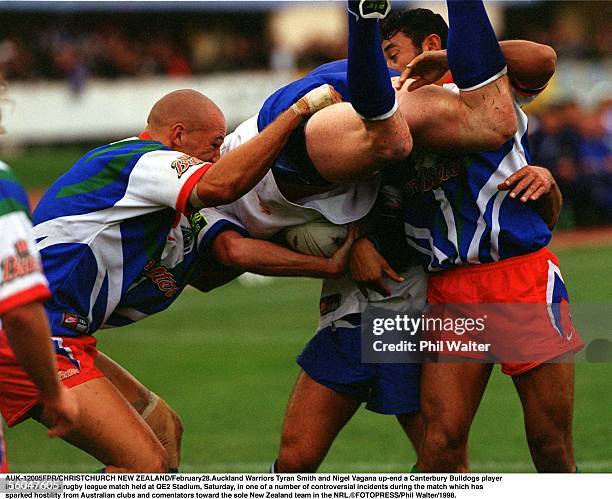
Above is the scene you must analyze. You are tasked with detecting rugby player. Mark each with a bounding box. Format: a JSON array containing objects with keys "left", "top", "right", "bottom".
[
  {"left": 202, "top": 0, "right": 520, "bottom": 254},
  {"left": 0, "top": 90, "right": 79, "bottom": 470},
  {"left": 350, "top": 5, "right": 583, "bottom": 473},
  {"left": 274, "top": 4, "right": 567, "bottom": 474},
  {"left": 0, "top": 86, "right": 347, "bottom": 473},
  {"left": 195, "top": 0, "right": 559, "bottom": 473}
]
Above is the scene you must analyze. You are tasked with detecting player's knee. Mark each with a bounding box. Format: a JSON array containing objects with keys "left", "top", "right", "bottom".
[
  {"left": 277, "top": 434, "right": 322, "bottom": 473},
  {"left": 528, "top": 432, "right": 573, "bottom": 471},
  {"left": 483, "top": 94, "right": 518, "bottom": 147},
  {"left": 143, "top": 397, "right": 183, "bottom": 469},
  {"left": 277, "top": 449, "right": 321, "bottom": 473},
  {"left": 426, "top": 423, "right": 468, "bottom": 461},
  {"left": 371, "top": 121, "right": 413, "bottom": 164}
]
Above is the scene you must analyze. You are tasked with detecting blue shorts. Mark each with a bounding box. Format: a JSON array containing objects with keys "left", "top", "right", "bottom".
[{"left": 297, "top": 314, "right": 420, "bottom": 415}]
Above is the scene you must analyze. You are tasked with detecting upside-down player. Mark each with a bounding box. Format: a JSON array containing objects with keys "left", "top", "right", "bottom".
[
  {"left": 351, "top": 2, "right": 583, "bottom": 472},
  {"left": 200, "top": 0, "right": 519, "bottom": 254},
  {"left": 192, "top": 0, "right": 558, "bottom": 472}
]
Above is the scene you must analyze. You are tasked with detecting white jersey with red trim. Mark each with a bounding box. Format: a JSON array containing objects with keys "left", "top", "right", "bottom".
[
  {"left": 211, "top": 116, "right": 379, "bottom": 240},
  {"left": 31, "top": 138, "right": 210, "bottom": 337},
  {"left": 0, "top": 160, "right": 50, "bottom": 319}
]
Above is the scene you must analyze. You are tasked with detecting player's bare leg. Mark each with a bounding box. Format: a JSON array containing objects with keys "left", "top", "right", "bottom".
[
  {"left": 276, "top": 371, "right": 361, "bottom": 473},
  {"left": 37, "top": 377, "right": 169, "bottom": 473},
  {"left": 305, "top": 104, "right": 411, "bottom": 184},
  {"left": 512, "top": 359, "right": 576, "bottom": 472},
  {"left": 303, "top": 1, "right": 411, "bottom": 185},
  {"left": 396, "top": 413, "right": 422, "bottom": 451},
  {"left": 417, "top": 362, "right": 493, "bottom": 472},
  {"left": 95, "top": 353, "right": 183, "bottom": 471},
  {"left": 306, "top": 0, "right": 518, "bottom": 184}
]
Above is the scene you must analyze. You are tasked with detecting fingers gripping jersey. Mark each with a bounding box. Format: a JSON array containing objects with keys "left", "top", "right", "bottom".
[
  {"left": 32, "top": 139, "right": 211, "bottom": 336},
  {"left": 0, "top": 161, "right": 50, "bottom": 317}
]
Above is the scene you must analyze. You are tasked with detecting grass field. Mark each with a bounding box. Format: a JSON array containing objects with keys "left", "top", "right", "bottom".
[{"left": 5, "top": 243, "right": 612, "bottom": 473}]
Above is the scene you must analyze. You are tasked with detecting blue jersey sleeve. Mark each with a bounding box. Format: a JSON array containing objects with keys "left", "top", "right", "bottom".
[{"left": 257, "top": 59, "right": 400, "bottom": 131}]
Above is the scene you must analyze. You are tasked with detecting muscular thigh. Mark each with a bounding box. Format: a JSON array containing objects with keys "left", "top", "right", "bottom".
[
  {"left": 513, "top": 360, "right": 574, "bottom": 431},
  {"left": 420, "top": 362, "right": 493, "bottom": 429},
  {"left": 305, "top": 103, "right": 409, "bottom": 184}
]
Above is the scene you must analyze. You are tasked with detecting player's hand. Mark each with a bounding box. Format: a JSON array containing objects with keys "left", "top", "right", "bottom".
[
  {"left": 291, "top": 84, "right": 343, "bottom": 118},
  {"left": 327, "top": 224, "right": 358, "bottom": 277},
  {"left": 498, "top": 165, "right": 557, "bottom": 202},
  {"left": 395, "top": 50, "right": 449, "bottom": 91},
  {"left": 350, "top": 238, "right": 404, "bottom": 298},
  {"left": 41, "top": 385, "right": 79, "bottom": 438}
]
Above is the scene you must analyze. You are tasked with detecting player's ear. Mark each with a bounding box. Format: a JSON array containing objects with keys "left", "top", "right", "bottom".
[
  {"left": 422, "top": 34, "right": 442, "bottom": 52},
  {"left": 171, "top": 123, "right": 186, "bottom": 147}
]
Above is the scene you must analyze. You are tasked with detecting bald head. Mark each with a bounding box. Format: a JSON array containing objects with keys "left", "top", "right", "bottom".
[
  {"left": 147, "top": 89, "right": 222, "bottom": 132},
  {"left": 145, "top": 89, "right": 227, "bottom": 162}
]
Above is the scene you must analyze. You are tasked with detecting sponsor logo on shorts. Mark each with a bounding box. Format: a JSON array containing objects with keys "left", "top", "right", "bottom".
[
  {"left": 1, "top": 240, "right": 41, "bottom": 283},
  {"left": 320, "top": 294, "right": 341, "bottom": 316},
  {"left": 58, "top": 368, "right": 80, "bottom": 381},
  {"left": 171, "top": 154, "right": 204, "bottom": 178},
  {"left": 61, "top": 313, "right": 90, "bottom": 334},
  {"left": 144, "top": 259, "right": 178, "bottom": 298}
]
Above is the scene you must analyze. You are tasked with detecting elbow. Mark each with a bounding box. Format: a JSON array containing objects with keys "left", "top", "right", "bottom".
[
  {"left": 213, "top": 232, "right": 247, "bottom": 269},
  {"left": 539, "top": 44, "right": 557, "bottom": 82},
  {"left": 493, "top": 107, "right": 519, "bottom": 148}
]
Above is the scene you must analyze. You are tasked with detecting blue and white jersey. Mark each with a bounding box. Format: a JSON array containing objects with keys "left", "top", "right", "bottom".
[
  {"left": 32, "top": 138, "right": 211, "bottom": 336},
  {"left": 397, "top": 85, "right": 551, "bottom": 271},
  {"left": 258, "top": 59, "right": 400, "bottom": 130},
  {"left": 258, "top": 60, "right": 351, "bottom": 131}
]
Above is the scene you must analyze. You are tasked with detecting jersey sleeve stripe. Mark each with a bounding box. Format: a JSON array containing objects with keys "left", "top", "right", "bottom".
[
  {"left": 0, "top": 283, "right": 51, "bottom": 316},
  {"left": 175, "top": 164, "right": 213, "bottom": 214}
]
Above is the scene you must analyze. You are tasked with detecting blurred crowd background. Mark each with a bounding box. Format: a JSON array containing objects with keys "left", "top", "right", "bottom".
[{"left": 0, "top": 0, "right": 610, "bottom": 227}]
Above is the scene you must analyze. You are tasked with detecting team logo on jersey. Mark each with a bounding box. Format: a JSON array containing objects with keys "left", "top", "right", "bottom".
[
  {"left": 144, "top": 259, "right": 179, "bottom": 298},
  {"left": 171, "top": 154, "right": 204, "bottom": 178},
  {"left": 1, "top": 240, "right": 41, "bottom": 284},
  {"left": 403, "top": 151, "right": 466, "bottom": 197},
  {"left": 320, "top": 294, "right": 341, "bottom": 316}
]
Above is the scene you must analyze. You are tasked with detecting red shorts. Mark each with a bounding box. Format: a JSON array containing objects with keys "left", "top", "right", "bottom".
[
  {"left": 425, "top": 248, "right": 584, "bottom": 376},
  {"left": 0, "top": 332, "right": 104, "bottom": 426}
]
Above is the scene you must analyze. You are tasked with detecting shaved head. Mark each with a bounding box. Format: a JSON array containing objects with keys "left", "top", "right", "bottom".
[
  {"left": 147, "top": 89, "right": 222, "bottom": 132},
  {"left": 145, "top": 89, "right": 227, "bottom": 163}
]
